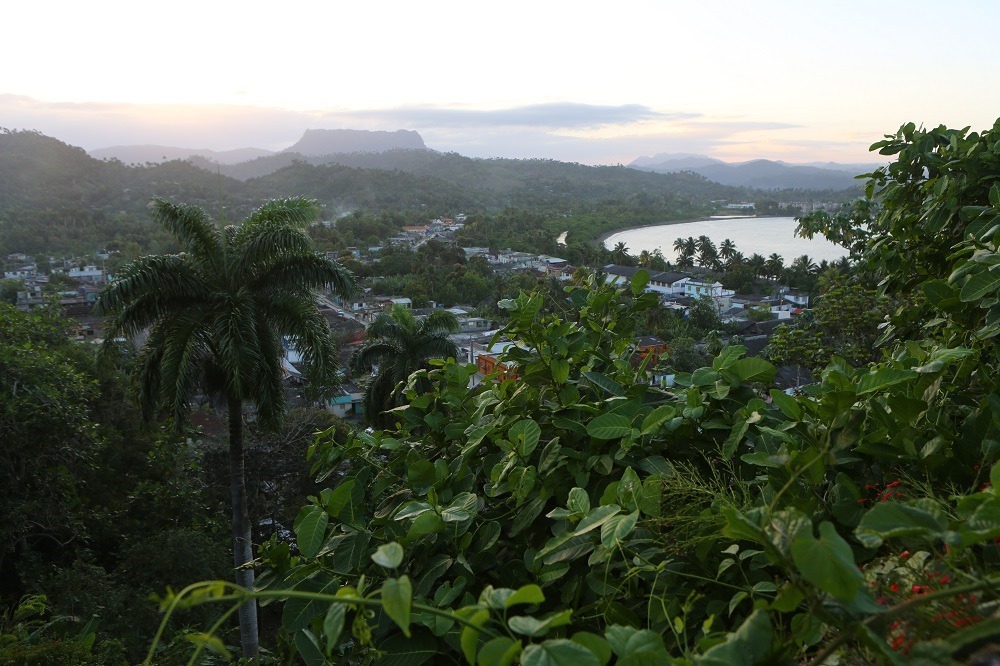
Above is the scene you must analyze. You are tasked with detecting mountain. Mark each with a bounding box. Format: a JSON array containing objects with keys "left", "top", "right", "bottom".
[
  {"left": 283, "top": 129, "right": 426, "bottom": 155},
  {"left": 88, "top": 144, "right": 275, "bottom": 165},
  {"left": 629, "top": 153, "right": 726, "bottom": 170},
  {"left": 87, "top": 129, "right": 426, "bottom": 168},
  {"left": 629, "top": 154, "right": 865, "bottom": 190}
]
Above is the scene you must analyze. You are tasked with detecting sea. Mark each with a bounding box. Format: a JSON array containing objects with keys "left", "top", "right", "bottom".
[{"left": 602, "top": 216, "right": 849, "bottom": 264}]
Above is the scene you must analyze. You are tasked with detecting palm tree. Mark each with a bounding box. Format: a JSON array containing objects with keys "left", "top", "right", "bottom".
[
  {"left": 719, "top": 238, "right": 737, "bottom": 263},
  {"left": 673, "top": 236, "right": 697, "bottom": 265},
  {"left": 748, "top": 253, "right": 767, "bottom": 279},
  {"left": 95, "top": 197, "right": 353, "bottom": 661},
  {"left": 351, "top": 304, "right": 459, "bottom": 426},
  {"left": 766, "top": 253, "right": 785, "bottom": 280},
  {"left": 696, "top": 236, "right": 718, "bottom": 269},
  {"left": 611, "top": 241, "right": 631, "bottom": 265}
]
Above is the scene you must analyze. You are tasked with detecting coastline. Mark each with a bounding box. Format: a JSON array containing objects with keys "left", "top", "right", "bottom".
[
  {"left": 593, "top": 216, "right": 713, "bottom": 248},
  {"left": 593, "top": 214, "right": 792, "bottom": 248}
]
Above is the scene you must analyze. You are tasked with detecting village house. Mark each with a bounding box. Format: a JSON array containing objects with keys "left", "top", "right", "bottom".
[
  {"left": 603, "top": 265, "right": 690, "bottom": 297},
  {"left": 4, "top": 264, "right": 37, "bottom": 280}
]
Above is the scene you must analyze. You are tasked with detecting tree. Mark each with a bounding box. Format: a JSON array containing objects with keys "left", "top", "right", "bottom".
[
  {"left": 611, "top": 241, "right": 631, "bottom": 265},
  {"left": 350, "top": 304, "right": 459, "bottom": 426},
  {"left": 696, "top": 235, "right": 718, "bottom": 268},
  {"left": 719, "top": 238, "right": 737, "bottom": 262},
  {"left": 765, "top": 252, "right": 784, "bottom": 279},
  {"left": 94, "top": 196, "right": 353, "bottom": 660}
]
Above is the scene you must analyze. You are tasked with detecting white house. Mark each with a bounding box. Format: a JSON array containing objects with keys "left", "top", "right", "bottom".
[
  {"left": 603, "top": 265, "right": 689, "bottom": 297},
  {"left": 3, "top": 264, "right": 36, "bottom": 280}
]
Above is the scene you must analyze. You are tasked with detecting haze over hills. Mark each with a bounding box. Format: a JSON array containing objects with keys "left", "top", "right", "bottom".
[
  {"left": 88, "top": 145, "right": 276, "bottom": 165},
  {"left": 87, "top": 132, "right": 876, "bottom": 191},
  {"left": 629, "top": 152, "right": 879, "bottom": 190},
  {"left": 1, "top": 129, "right": 865, "bottom": 257}
]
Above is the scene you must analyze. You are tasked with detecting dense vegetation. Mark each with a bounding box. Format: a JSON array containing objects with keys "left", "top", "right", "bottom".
[
  {"left": 144, "top": 120, "right": 1000, "bottom": 664},
  {"left": 3, "top": 119, "right": 998, "bottom": 664}
]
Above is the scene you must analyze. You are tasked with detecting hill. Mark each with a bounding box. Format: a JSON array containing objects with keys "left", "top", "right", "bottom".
[
  {"left": 89, "top": 145, "right": 276, "bottom": 165},
  {"left": 0, "top": 130, "right": 859, "bottom": 257},
  {"left": 630, "top": 153, "right": 868, "bottom": 190}
]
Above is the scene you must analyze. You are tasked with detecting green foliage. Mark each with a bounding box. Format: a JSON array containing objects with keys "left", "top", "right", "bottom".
[
  {"left": 129, "top": 120, "right": 1000, "bottom": 663},
  {"left": 350, "top": 304, "right": 459, "bottom": 426}
]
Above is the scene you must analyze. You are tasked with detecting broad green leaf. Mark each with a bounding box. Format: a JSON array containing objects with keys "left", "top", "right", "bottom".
[
  {"left": 617, "top": 467, "right": 642, "bottom": 511},
  {"left": 325, "top": 479, "right": 358, "bottom": 520},
  {"left": 694, "top": 609, "right": 772, "bottom": 666},
  {"left": 510, "top": 419, "right": 542, "bottom": 457},
  {"left": 395, "top": 501, "right": 434, "bottom": 521},
  {"left": 960, "top": 269, "right": 1000, "bottom": 302},
  {"left": 923, "top": 279, "right": 958, "bottom": 307},
  {"left": 538, "top": 533, "right": 596, "bottom": 564},
  {"left": 856, "top": 368, "right": 918, "bottom": 394},
  {"left": 575, "top": 505, "right": 622, "bottom": 535},
  {"left": 641, "top": 404, "right": 676, "bottom": 434},
  {"left": 295, "top": 506, "right": 329, "bottom": 558},
  {"left": 855, "top": 501, "right": 949, "bottom": 548},
  {"left": 505, "top": 584, "right": 545, "bottom": 609},
  {"left": 587, "top": 413, "right": 632, "bottom": 440},
  {"left": 372, "top": 541, "right": 404, "bottom": 569},
  {"left": 381, "top": 576, "right": 413, "bottom": 637},
  {"left": 582, "top": 371, "right": 625, "bottom": 396},
  {"left": 790, "top": 522, "right": 863, "bottom": 602},
  {"left": 731, "top": 357, "right": 776, "bottom": 384},
  {"left": 322, "top": 603, "right": 346, "bottom": 651},
  {"left": 604, "top": 625, "right": 667, "bottom": 660},
  {"left": 601, "top": 511, "right": 639, "bottom": 548},
  {"left": 768, "top": 390, "right": 802, "bottom": 420},
  {"left": 914, "top": 346, "right": 974, "bottom": 373},
  {"left": 713, "top": 344, "right": 746, "bottom": 371},
  {"left": 508, "top": 610, "right": 573, "bottom": 638},
  {"left": 630, "top": 269, "right": 650, "bottom": 295},
  {"left": 406, "top": 512, "right": 445, "bottom": 541},
  {"left": 567, "top": 487, "right": 591, "bottom": 516},
  {"left": 521, "top": 639, "right": 600, "bottom": 666},
  {"left": 479, "top": 636, "right": 523, "bottom": 666},
  {"left": 551, "top": 359, "right": 570, "bottom": 384},
  {"left": 293, "top": 629, "right": 326, "bottom": 666},
  {"left": 723, "top": 420, "right": 749, "bottom": 459},
  {"left": 572, "top": 632, "right": 613, "bottom": 665},
  {"left": 460, "top": 608, "right": 491, "bottom": 664}
]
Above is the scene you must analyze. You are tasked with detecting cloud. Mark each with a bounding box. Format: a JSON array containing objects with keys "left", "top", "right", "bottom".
[
  {"left": 0, "top": 95, "right": 868, "bottom": 165},
  {"left": 317, "top": 103, "right": 697, "bottom": 130}
]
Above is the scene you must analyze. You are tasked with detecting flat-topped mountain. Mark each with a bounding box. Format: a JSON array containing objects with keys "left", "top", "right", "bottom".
[
  {"left": 88, "top": 129, "right": 427, "bottom": 166},
  {"left": 283, "top": 128, "right": 426, "bottom": 155}
]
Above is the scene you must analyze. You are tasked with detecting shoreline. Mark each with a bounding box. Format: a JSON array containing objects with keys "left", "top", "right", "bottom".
[
  {"left": 592, "top": 216, "right": 714, "bottom": 247},
  {"left": 593, "top": 214, "right": 786, "bottom": 248}
]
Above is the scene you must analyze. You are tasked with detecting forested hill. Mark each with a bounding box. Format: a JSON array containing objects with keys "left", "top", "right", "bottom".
[{"left": 0, "top": 129, "right": 856, "bottom": 256}]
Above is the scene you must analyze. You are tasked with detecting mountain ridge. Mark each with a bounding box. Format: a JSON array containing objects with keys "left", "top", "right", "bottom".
[{"left": 628, "top": 152, "right": 877, "bottom": 190}]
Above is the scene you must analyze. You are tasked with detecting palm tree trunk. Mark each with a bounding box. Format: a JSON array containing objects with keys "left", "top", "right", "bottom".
[{"left": 228, "top": 394, "right": 259, "bottom": 661}]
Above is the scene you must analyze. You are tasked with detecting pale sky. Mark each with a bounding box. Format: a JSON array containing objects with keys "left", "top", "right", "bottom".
[{"left": 2, "top": 0, "right": 998, "bottom": 164}]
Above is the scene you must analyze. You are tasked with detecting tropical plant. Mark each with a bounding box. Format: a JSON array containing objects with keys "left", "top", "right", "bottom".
[
  {"left": 719, "top": 238, "right": 737, "bottom": 262},
  {"left": 610, "top": 241, "right": 631, "bottom": 265},
  {"left": 94, "top": 196, "right": 354, "bottom": 660},
  {"left": 146, "top": 120, "right": 1000, "bottom": 665},
  {"left": 350, "top": 304, "right": 459, "bottom": 426}
]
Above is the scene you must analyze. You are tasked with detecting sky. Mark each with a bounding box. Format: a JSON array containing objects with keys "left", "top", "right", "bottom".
[{"left": 2, "top": 0, "right": 998, "bottom": 165}]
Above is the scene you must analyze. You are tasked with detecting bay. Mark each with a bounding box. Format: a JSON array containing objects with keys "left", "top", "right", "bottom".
[{"left": 603, "top": 216, "right": 849, "bottom": 264}]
